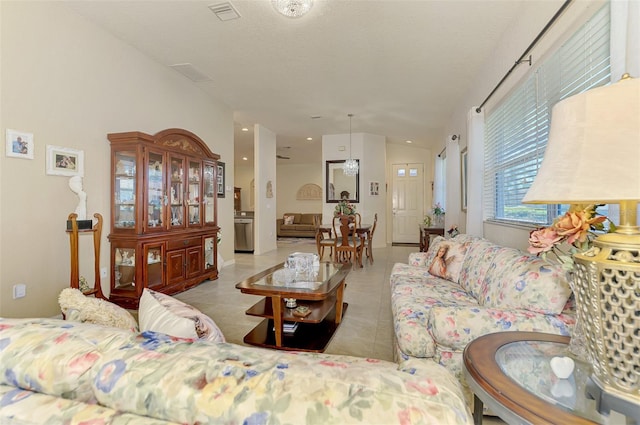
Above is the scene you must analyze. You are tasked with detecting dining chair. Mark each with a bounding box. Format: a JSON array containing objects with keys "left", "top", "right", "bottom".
[
  {"left": 364, "top": 213, "right": 378, "bottom": 264},
  {"left": 315, "top": 216, "right": 336, "bottom": 261},
  {"left": 334, "top": 215, "right": 363, "bottom": 268},
  {"left": 353, "top": 212, "right": 362, "bottom": 228}
]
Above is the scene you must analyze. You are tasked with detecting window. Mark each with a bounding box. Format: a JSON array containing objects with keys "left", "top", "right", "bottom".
[{"left": 484, "top": 4, "right": 610, "bottom": 225}]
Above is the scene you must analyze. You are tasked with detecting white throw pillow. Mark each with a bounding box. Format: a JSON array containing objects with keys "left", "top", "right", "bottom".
[{"left": 138, "top": 288, "right": 225, "bottom": 342}]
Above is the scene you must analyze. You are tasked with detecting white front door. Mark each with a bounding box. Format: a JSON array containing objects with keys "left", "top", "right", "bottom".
[{"left": 392, "top": 163, "right": 424, "bottom": 243}]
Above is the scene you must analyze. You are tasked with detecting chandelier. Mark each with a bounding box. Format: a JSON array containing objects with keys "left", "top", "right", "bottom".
[
  {"left": 271, "top": 0, "right": 313, "bottom": 18},
  {"left": 343, "top": 114, "right": 359, "bottom": 176}
]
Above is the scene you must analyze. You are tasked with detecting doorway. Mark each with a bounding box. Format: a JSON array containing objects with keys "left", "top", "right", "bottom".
[{"left": 391, "top": 163, "right": 424, "bottom": 243}]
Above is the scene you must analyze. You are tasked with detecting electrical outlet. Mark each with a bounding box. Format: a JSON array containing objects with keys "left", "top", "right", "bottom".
[
  {"left": 13, "top": 284, "right": 26, "bottom": 299},
  {"left": 100, "top": 267, "right": 108, "bottom": 279}
]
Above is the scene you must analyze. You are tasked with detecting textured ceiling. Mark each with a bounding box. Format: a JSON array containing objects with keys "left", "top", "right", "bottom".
[{"left": 65, "top": 0, "right": 544, "bottom": 166}]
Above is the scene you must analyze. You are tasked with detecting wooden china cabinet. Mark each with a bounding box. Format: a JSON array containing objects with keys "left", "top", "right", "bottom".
[{"left": 107, "top": 128, "right": 220, "bottom": 309}]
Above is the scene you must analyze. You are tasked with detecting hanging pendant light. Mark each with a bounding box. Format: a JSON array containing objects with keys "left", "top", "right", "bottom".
[
  {"left": 343, "top": 114, "right": 359, "bottom": 176},
  {"left": 272, "top": 0, "right": 313, "bottom": 18}
]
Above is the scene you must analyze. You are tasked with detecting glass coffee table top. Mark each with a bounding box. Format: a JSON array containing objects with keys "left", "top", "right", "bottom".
[{"left": 496, "top": 340, "right": 605, "bottom": 423}]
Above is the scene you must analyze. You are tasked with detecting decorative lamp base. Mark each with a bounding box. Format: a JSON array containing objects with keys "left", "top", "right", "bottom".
[{"left": 573, "top": 231, "right": 640, "bottom": 414}]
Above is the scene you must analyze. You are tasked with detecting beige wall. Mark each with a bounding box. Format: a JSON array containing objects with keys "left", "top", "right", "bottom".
[
  {"left": 0, "top": 2, "right": 234, "bottom": 317},
  {"left": 276, "top": 163, "right": 323, "bottom": 217}
]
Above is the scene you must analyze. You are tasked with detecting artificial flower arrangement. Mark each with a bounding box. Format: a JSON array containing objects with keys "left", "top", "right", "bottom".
[
  {"left": 527, "top": 204, "right": 614, "bottom": 270},
  {"left": 334, "top": 200, "right": 357, "bottom": 216},
  {"left": 432, "top": 203, "right": 445, "bottom": 217}
]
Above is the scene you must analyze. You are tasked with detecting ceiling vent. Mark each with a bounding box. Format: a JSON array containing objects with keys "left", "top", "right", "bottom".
[
  {"left": 168, "top": 63, "right": 212, "bottom": 82},
  {"left": 209, "top": 2, "right": 241, "bottom": 21}
]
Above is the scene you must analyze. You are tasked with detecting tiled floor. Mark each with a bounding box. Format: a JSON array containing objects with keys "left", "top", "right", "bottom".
[{"left": 175, "top": 240, "right": 505, "bottom": 424}]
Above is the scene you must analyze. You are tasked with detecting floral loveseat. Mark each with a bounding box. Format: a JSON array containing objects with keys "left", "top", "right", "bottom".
[
  {"left": 0, "top": 317, "right": 473, "bottom": 424},
  {"left": 389, "top": 234, "right": 576, "bottom": 404}
]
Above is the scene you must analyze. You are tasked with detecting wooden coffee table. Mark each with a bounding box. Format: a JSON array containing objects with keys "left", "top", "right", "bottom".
[{"left": 235, "top": 261, "right": 349, "bottom": 352}]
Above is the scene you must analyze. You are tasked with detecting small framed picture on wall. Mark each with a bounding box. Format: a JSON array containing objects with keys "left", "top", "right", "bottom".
[
  {"left": 369, "top": 181, "right": 380, "bottom": 196},
  {"left": 217, "top": 161, "right": 225, "bottom": 198},
  {"left": 46, "top": 145, "right": 84, "bottom": 177},
  {"left": 6, "top": 129, "right": 34, "bottom": 160}
]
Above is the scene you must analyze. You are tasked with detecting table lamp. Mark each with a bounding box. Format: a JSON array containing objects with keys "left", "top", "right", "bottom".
[{"left": 523, "top": 74, "right": 640, "bottom": 416}]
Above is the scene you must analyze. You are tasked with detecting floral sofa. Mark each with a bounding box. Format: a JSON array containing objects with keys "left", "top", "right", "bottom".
[
  {"left": 389, "top": 234, "right": 576, "bottom": 404},
  {"left": 0, "top": 317, "right": 473, "bottom": 424}
]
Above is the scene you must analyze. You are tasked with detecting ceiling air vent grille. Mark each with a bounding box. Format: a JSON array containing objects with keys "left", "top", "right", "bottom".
[{"left": 209, "top": 2, "right": 241, "bottom": 21}]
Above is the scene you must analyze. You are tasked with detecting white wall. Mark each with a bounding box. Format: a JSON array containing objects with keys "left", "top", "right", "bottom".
[
  {"left": 442, "top": 0, "right": 607, "bottom": 248},
  {"left": 254, "top": 125, "right": 277, "bottom": 255},
  {"left": 0, "top": 2, "right": 234, "bottom": 317},
  {"left": 276, "top": 163, "right": 323, "bottom": 217}
]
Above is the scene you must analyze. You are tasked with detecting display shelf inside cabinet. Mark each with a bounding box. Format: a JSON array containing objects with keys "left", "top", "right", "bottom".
[{"left": 108, "top": 128, "right": 220, "bottom": 308}]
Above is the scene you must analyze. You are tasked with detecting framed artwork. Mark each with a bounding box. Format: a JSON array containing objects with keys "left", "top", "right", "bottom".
[
  {"left": 369, "top": 181, "right": 380, "bottom": 196},
  {"left": 216, "top": 161, "right": 225, "bottom": 197},
  {"left": 6, "top": 129, "right": 34, "bottom": 159},
  {"left": 461, "top": 147, "right": 468, "bottom": 212},
  {"left": 46, "top": 145, "right": 84, "bottom": 177}
]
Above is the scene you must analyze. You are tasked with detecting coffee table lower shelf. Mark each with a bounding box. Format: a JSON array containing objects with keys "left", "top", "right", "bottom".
[{"left": 243, "top": 302, "right": 348, "bottom": 352}]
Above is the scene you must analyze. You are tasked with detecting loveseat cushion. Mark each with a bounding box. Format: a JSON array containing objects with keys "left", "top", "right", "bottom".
[
  {"left": 391, "top": 277, "right": 477, "bottom": 358},
  {"left": 457, "top": 237, "right": 501, "bottom": 300},
  {"left": 299, "top": 213, "right": 318, "bottom": 225},
  {"left": 0, "top": 318, "right": 135, "bottom": 403},
  {"left": 90, "top": 332, "right": 470, "bottom": 424},
  {"left": 0, "top": 385, "right": 174, "bottom": 424},
  {"left": 428, "top": 305, "right": 574, "bottom": 351},
  {"left": 481, "top": 249, "right": 572, "bottom": 314}
]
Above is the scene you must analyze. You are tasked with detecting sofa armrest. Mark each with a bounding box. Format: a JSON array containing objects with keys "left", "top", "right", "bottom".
[
  {"left": 276, "top": 218, "right": 284, "bottom": 230},
  {"left": 428, "top": 305, "right": 574, "bottom": 351}
]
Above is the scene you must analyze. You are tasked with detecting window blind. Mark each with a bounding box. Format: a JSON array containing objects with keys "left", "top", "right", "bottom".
[{"left": 484, "top": 3, "right": 611, "bottom": 225}]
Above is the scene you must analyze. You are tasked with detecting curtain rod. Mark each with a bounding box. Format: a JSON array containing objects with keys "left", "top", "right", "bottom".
[{"left": 475, "top": 0, "right": 573, "bottom": 113}]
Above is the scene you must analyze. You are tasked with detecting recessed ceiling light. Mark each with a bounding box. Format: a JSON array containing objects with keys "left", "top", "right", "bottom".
[
  {"left": 242, "top": 157, "right": 248, "bottom": 161},
  {"left": 241, "top": 127, "right": 249, "bottom": 132},
  {"left": 406, "top": 140, "right": 413, "bottom": 143},
  {"left": 306, "top": 137, "right": 313, "bottom": 141}
]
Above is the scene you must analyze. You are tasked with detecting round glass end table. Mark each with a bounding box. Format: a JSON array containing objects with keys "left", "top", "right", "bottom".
[{"left": 463, "top": 332, "right": 616, "bottom": 425}]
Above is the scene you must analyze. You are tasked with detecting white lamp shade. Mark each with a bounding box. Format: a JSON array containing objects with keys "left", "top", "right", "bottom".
[{"left": 523, "top": 76, "right": 640, "bottom": 204}]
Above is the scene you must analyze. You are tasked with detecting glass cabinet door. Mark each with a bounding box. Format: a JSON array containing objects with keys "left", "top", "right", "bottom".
[
  {"left": 203, "top": 162, "right": 216, "bottom": 226},
  {"left": 146, "top": 151, "right": 165, "bottom": 230},
  {"left": 169, "top": 155, "right": 184, "bottom": 228},
  {"left": 114, "top": 152, "right": 136, "bottom": 230},
  {"left": 187, "top": 160, "right": 201, "bottom": 226},
  {"left": 145, "top": 244, "right": 164, "bottom": 289},
  {"left": 204, "top": 236, "right": 215, "bottom": 271},
  {"left": 114, "top": 247, "right": 136, "bottom": 291}
]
